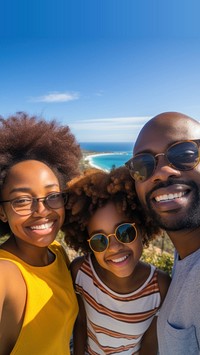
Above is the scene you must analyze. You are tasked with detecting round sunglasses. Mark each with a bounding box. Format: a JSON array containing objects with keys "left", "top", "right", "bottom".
[
  {"left": 125, "top": 140, "right": 200, "bottom": 182},
  {"left": 87, "top": 223, "right": 137, "bottom": 253}
]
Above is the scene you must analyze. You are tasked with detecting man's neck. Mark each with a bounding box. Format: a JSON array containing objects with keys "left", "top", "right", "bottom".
[{"left": 168, "top": 227, "right": 200, "bottom": 259}]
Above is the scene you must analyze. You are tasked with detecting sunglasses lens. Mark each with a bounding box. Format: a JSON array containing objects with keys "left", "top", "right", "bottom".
[
  {"left": 168, "top": 141, "right": 199, "bottom": 170},
  {"left": 89, "top": 234, "right": 108, "bottom": 252},
  {"left": 126, "top": 154, "right": 155, "bottom": 182},
  {"left": 116, "top": 223, "right": 137, "bottom": 243}
]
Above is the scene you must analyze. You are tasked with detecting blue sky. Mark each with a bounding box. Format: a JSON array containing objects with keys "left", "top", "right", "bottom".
[{"left": 1, "top": 0, "right": 200, "bottom": 142}]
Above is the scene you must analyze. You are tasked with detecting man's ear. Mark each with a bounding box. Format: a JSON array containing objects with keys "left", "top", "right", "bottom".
[{"left": 0, "top": 206, "right": 8, "bottom": 222}]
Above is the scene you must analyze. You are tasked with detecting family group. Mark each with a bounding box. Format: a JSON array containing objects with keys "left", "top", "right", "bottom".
[{"left": 0, "top": 111, "right": 199, "bottom": 355}]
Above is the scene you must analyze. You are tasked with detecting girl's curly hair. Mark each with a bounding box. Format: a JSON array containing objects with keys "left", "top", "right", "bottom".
[
  {"left": 63, "top": 166, "right": 161, "bottom": 254},
  {"left": 0, "top": 112, "right": 82, "bottom": 237}
]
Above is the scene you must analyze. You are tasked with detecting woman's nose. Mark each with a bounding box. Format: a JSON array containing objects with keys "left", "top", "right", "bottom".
[{"left": 32, "top": 199, "right": 50, "bottom": 216}]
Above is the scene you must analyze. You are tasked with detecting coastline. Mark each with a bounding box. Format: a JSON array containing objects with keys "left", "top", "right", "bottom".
[
  {"left": 80, "top": 142, "right": 133, "bottom": 171},
  {"left": 81, "top": 150, "right": 112, "bottom": 170},
  {"left": 81, "top": 150, "right": 131, "bottom": 171},
  {"left": 84, "top": 152, "right": 117, "bottom": 171}
]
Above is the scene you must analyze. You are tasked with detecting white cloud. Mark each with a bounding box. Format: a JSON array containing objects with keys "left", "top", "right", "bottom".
[
  {"left": 80, "top": 116, "right": 150, "bottom": 124},
  {"left": 70, "top": 116, "right": 150, "bottom": 130},
  {"left": 69, "top": 116, "right": 151, "bottom": 142},
  {"left": 94, "top": 90, "right": 104, "bottom": 97},
  {"left": 29, "top": 91, "right": 79, "bottom": 103}
]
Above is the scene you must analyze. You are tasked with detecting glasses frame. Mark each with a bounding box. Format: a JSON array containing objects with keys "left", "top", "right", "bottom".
[
  {"left": 125, "top": 139, "right": 200, "bottom": 182},
  {"left": 0, "top": 192, "right": 68, "bottom": 216},
  {"left": 87, "top": 222, "right": 137, "bottom": 253}
]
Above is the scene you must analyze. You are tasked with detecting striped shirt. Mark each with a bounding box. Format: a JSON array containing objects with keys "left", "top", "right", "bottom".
[{"left": 75, "top": 254, "right": 161, "bottom": 355}]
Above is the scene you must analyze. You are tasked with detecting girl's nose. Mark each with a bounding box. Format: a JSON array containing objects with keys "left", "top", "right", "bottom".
[{"left": 107, "top": 235, "right": 122, "bottom": 251}]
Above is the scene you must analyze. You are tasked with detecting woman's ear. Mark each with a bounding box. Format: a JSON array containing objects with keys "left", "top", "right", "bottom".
[{"left": 0, "top": 206, "right": 8, "bottom": 222}]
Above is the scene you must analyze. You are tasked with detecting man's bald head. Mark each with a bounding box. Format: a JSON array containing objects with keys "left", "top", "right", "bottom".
[{"left": 134, "top": 112, "right": 200, "bottom": 154}]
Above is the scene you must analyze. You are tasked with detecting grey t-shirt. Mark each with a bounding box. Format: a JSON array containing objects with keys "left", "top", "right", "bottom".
[{"left": 157, "top": 248, "right": 200, "bottom": 355}]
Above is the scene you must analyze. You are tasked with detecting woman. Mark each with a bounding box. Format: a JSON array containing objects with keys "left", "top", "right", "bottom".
[{"left": 0, "top": 112, "right": 81, "bottom": 355}]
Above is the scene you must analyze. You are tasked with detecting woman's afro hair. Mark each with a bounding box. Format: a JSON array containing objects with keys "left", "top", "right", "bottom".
[
  {"left": 0, "top": 112, "right": 82, "bottom": 236},
  {"left": 63, "top": 166, "right": 161, "bottom": 253}
]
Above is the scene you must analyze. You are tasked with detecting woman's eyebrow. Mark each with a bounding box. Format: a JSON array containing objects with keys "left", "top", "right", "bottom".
[{"left": 9, "top": 184, "right": 59, "bottom": 194}]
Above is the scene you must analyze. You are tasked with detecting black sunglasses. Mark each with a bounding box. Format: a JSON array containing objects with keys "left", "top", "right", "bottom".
[
  {"left": 87, "top": 223, "right": 137, "bottom": 253},
  {"left": 125, "top": 140, "right": 200, "bottom": 182}
]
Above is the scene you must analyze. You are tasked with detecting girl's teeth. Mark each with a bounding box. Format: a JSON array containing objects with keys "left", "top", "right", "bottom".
[
  {"left": 111, "top": 255, "right": 128, "bottom": 263},
  {"left": 155, "top": 191, "right": 185, "bottom": 202},
  {"left": 30, "top": 222, "right": 53, "bottom": 230}
]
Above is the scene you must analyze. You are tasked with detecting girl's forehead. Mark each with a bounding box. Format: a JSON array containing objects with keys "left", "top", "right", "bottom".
[
  {"left": 88, "top": 203, "right": 125, "bottom": 225},
  {"left": 89, "top": 202, "right": 123, "bottom": 220}
]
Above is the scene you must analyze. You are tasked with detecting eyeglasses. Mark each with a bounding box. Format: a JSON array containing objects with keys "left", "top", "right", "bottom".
[
  {"left": 125, "top": 140, "right": 200, "bottom": 182},
  {"left": 87, "top": 223, "right": 137, "bottom": 253},
  {"left": 0, "top": 192, "right": 68, "bottom": 216}
]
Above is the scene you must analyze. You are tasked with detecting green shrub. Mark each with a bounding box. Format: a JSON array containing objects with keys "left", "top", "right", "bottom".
[{"left": 142, "top": 248, "right": 174, "bottom": 276}]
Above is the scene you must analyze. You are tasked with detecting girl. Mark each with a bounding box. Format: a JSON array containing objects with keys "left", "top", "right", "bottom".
[{"left": 64, "top": 167, "right": 171, "bottom": 355}]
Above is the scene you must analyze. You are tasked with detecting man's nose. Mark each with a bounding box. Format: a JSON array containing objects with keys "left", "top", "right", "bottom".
[{"left": 151, "top": 154, "right": 181, "bottom": 182}]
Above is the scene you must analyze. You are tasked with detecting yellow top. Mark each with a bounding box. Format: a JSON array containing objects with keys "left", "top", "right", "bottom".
[{"left": 0, "top": 241, "right": 78, "bottom": 355}]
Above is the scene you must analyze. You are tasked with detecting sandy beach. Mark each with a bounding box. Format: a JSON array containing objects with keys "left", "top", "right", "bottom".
[
  {"left": 81, "top": 150, "right": 131, "bottom": 171},
  {"left": 84, "top": 152, "right": 117, "bottom": 170}
]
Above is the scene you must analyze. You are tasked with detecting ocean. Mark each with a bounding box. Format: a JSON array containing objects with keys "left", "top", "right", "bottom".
[{"left": 80, "top": 142, "right": 134, "bottom": 171}]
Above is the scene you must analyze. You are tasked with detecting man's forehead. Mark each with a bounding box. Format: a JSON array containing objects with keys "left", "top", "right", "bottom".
[{"left": 134, "top": 114, "right": 200, "bottom": 154}]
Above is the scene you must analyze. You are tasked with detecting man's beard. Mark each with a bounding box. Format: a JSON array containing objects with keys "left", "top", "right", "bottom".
[{"left": 145, "top": 180, "right": 200, "bottom": 232}]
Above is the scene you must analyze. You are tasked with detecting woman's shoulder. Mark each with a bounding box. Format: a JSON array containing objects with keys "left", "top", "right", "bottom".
[
  {"left": 0, "top": 258, "right": 27, "bottom": 285},
  {"left": 0, "top": 259, "right": 26, "bottom": 302}
]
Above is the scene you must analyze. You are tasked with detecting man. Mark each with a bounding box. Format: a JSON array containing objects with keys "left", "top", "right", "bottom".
[{"left": 125, "top": 112, "right": 200, "bottom": 354}]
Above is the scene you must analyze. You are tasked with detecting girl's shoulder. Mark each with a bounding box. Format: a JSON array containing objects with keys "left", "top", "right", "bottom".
[
  {"left": 69, "top": 255, "right": 87, "bottom": 281},
  {"left": 156, "top": 268, "right": 171, "bottom": 303},
  {"left": 139, "top": 261, "right": 171, "bottom": 301}
]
